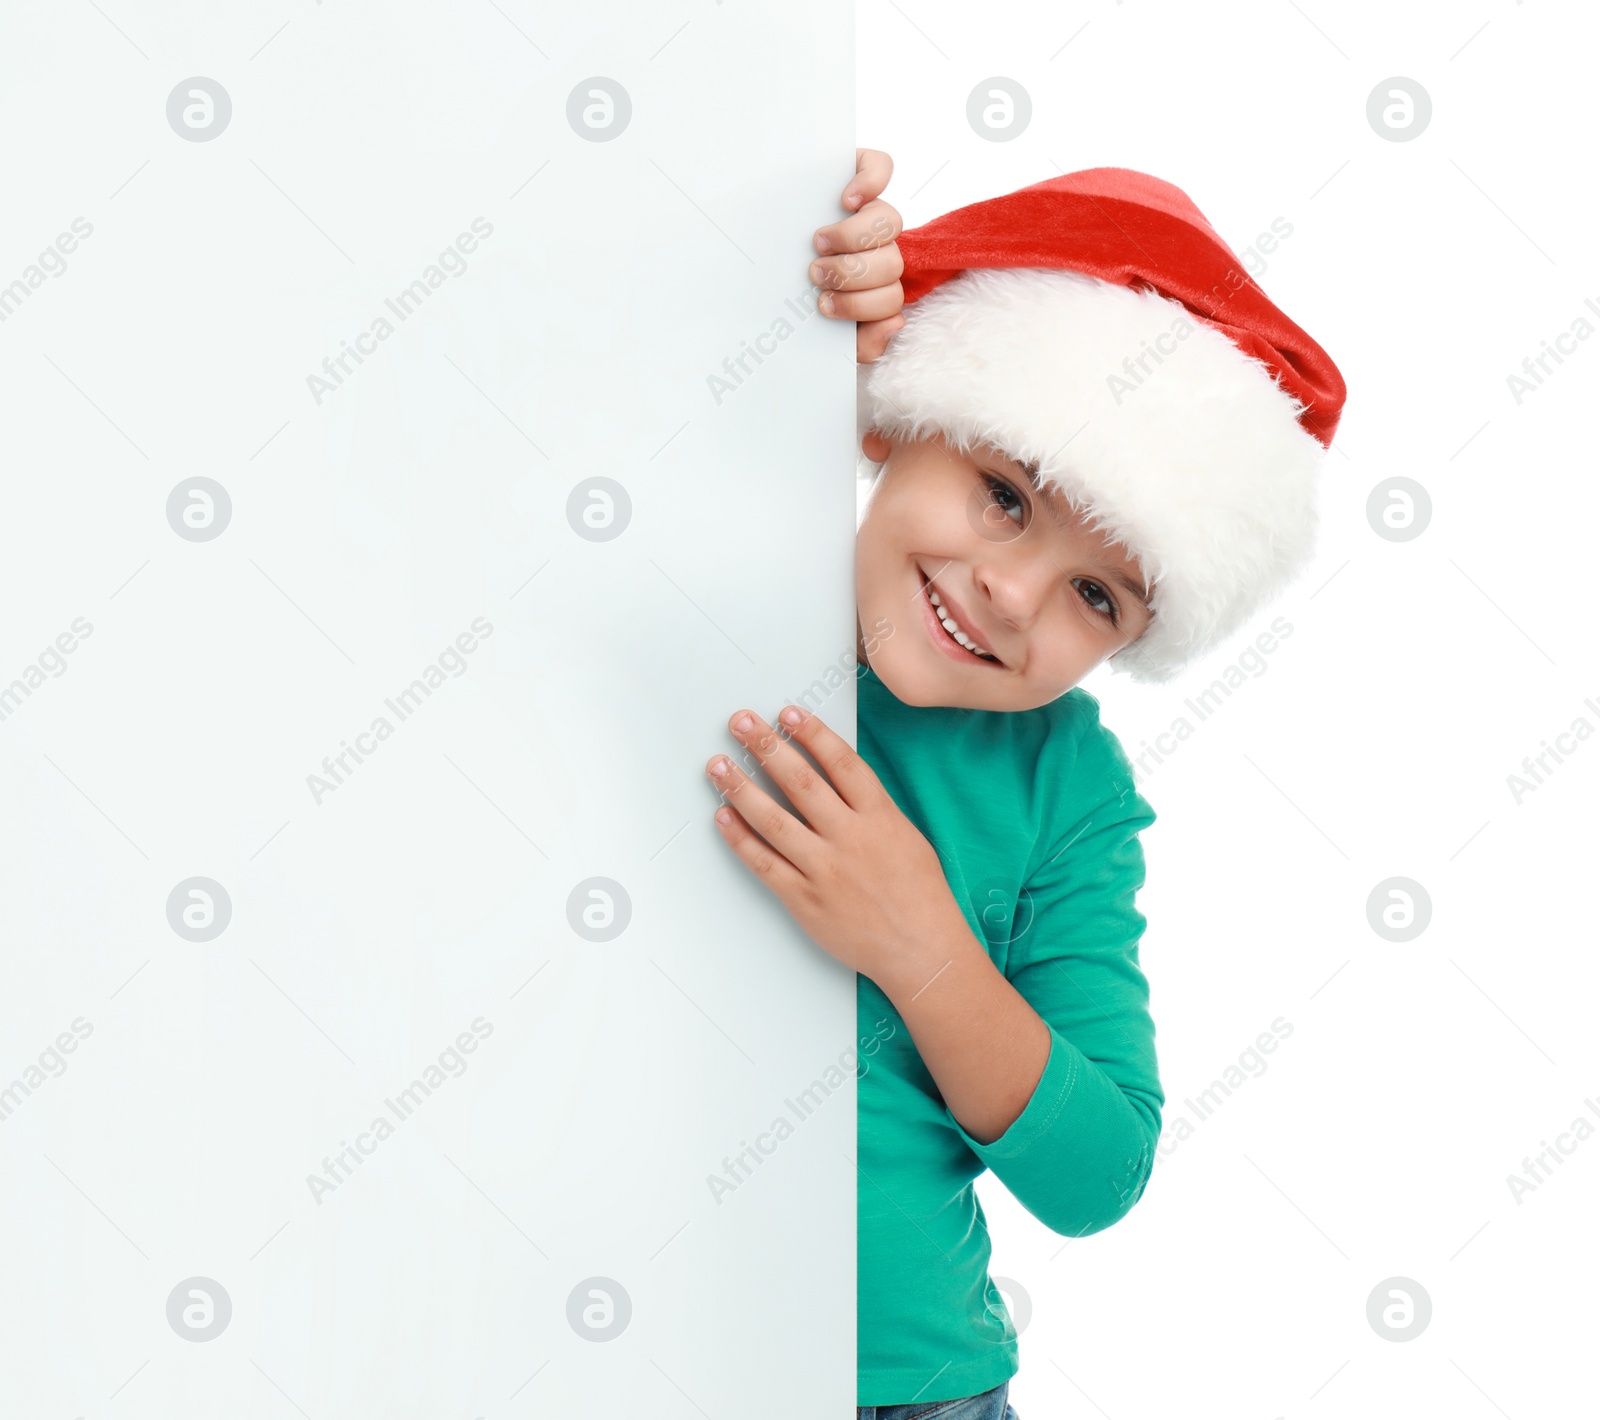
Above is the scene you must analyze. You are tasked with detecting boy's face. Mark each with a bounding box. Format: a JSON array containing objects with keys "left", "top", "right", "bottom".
[{"left": 856, "top": 430, "right": 1154, "bottom": 711}]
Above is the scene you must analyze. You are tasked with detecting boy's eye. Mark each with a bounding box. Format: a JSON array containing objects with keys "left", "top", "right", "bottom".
[
  {"left": 980, "top": 473, "right": 1025, "bottom": 524},
  {"left": 1074, "top": 577, "right": 1120, "bottom": 627}
]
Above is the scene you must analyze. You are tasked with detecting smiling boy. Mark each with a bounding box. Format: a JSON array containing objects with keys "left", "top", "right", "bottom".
[{"left": 705, "top": 153, "right": 1346, "bottom": 1417}]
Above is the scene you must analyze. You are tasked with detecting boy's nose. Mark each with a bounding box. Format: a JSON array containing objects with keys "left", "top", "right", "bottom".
[{"left": 971, "top": 556, "right": 1055, "bottom": 630}]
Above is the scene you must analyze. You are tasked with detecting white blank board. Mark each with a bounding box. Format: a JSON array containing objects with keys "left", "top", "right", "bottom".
[{"left": 0, "top": 3, "right": 857, "bottom": 1415}]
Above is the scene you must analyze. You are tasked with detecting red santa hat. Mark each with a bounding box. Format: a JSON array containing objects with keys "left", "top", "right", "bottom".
[{"left": 858, "top": 166, "right": 1348, "bottom": 684}]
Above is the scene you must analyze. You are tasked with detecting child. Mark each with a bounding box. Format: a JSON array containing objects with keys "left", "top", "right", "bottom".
[{"left": 704, "top": 154, "right": 1346, "bottom": 1418}]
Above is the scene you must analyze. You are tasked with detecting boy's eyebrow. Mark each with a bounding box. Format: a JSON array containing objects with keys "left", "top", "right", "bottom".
[{"left": 1106, "top": 567, "right": 1154, "bottom": 609}]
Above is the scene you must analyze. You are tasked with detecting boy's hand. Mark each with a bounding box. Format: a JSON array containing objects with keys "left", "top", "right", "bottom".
[
  {"left": 813, "top": 148, "right": 906, "bottom": 364},
  {"left": 706, "top": 703, "right": 964, "bottom": 993}
]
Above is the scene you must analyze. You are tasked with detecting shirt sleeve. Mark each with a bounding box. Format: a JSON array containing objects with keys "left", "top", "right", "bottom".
[{"left": 943, "top": 751, "right": 1163, "bottom": 1240}]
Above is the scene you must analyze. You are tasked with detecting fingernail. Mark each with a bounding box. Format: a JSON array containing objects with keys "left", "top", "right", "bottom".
[
  {"left": 781, "top": 706, "right": 805, "bottom": 725},
  {"left": 710, "top": 757, "right": 732, "bottom": 778},
  {"left": 818, "top": 292, "right": 835, "bottom": 314},
  {"left": 732, "top": 712, "right": 754, "bottom": 732},
  {"left": 815, "top": 234, "right": 833, "bottom": 253},
  {"left": 810, "top": 262, "right": 828, "bottom": 286}
]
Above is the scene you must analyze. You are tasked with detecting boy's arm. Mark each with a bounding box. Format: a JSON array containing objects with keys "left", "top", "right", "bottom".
[
  {"left": 876, "top": 784, "right": 1163, "bottom": 1238},
  {"left": 813, "top": 148, "right": 905, "bottom": 363},
  {"left": 702, "top": 703, "right": 1161, "bottom": 1234}
]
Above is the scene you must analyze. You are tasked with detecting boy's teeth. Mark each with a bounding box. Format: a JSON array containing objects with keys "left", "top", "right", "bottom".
[{"left": 927, "top": 586, "right": 994, "bottom": 660}]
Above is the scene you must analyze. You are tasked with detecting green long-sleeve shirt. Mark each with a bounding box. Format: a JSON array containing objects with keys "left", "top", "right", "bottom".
[{"left": 855, "top": 660, "right": 1163, "bottom": 1406}]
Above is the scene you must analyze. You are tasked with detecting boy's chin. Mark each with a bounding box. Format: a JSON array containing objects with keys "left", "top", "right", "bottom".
[{"left": 869, "top": 648, "right": 1001, "bottom": 710}]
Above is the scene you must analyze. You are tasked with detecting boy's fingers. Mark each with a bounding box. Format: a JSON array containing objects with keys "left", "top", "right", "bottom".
[
  {"left": 857, "top": 315, "right": 906, "bottom": 364},
  {"left": 727, "top": 711, "right": 850, "bottom": 834},
  {"left": 844, "top": 148, "right": 893, "bottom": 210},
  {"left": 707, "top": 751, "right": 822, "bottom": 872},
  {"left": 775, "top": 706, "right": 884, "bottom": 814},
  {"left": 815, "top": 197, "right": 903, "bottom": 256},
  {"left": 810, "top": 242, "right": 904, "bottom": 293},
  {"left": 819, "top": 281, "right": 903, "bottom": 325},
  {"left": 714, "top": 802, "right": 808, "bottom": 896}
]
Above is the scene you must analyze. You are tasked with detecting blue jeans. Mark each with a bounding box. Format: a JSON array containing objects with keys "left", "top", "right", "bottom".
[{"left": 857, "top": 1380, "right": 1018, "bottom": 1419}]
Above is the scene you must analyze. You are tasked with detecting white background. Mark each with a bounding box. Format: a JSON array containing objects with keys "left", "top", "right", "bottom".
[
  {"left": 859, "top": 1, "right": 1600, "bottom": 1417},
  {"left": 0, "top": 2, "right": 855, "bottom": 1416}
]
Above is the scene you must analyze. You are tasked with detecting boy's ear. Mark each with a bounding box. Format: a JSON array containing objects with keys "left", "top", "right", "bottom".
[{"left": 862, "top": 430, "right": 893, "bottom": 463}]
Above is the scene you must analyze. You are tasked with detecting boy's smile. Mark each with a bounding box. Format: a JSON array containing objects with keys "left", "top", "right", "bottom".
[
  {"left": 914, "top": 564, "right": 1003, "bottom": 666},
  {"left": 856, "top": 430, "right": 1156, "bottom": 711}
]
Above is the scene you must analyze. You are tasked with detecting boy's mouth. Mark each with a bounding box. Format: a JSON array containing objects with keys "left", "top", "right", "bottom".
[{"left": 917, "top": 567, "right": 1003, "bottom": 667}]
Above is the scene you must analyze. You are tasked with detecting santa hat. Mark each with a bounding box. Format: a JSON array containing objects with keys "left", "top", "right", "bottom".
[{"left": 858, "top": 166, "right": 1347, "bottom": 685}]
